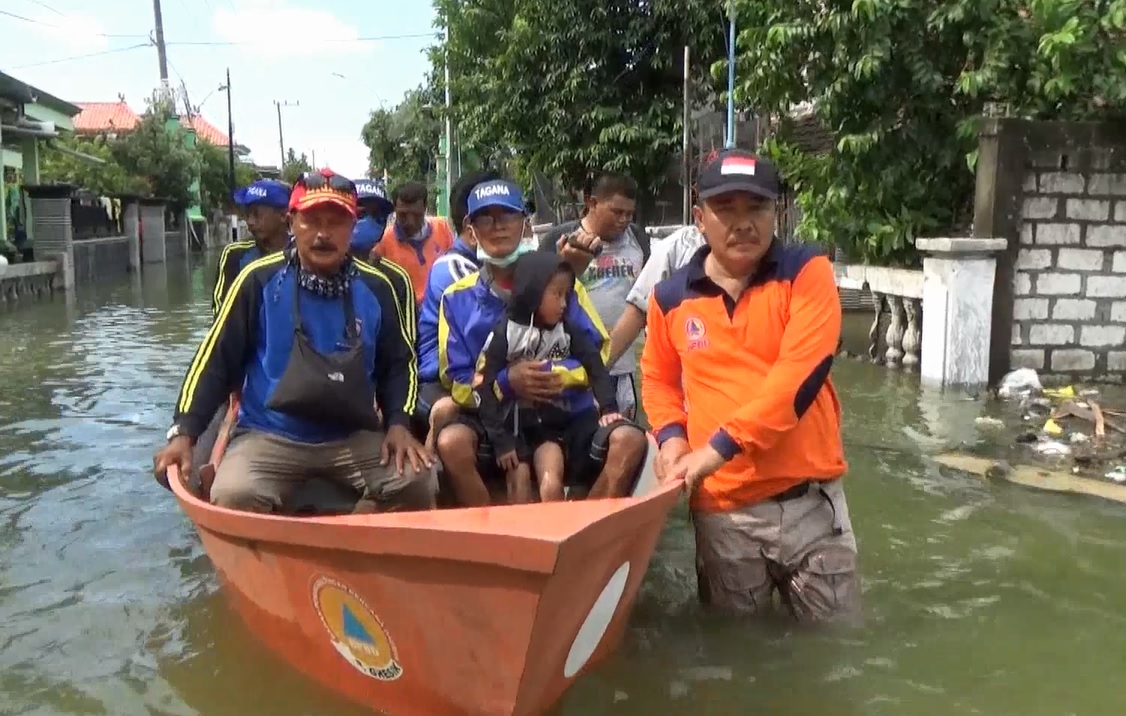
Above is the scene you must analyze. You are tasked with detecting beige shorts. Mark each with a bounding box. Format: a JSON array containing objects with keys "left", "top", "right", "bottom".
[{"left": 692, "top": 479, "right": 860, "bottom": 623}]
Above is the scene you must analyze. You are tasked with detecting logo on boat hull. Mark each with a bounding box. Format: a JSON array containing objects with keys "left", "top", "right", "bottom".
[{"left": 312, "top": 576, "right": 403, "bottom": 681}]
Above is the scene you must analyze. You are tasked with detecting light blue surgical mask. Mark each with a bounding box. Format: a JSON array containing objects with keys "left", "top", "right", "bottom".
[{"left": 476, "top": 241, "right": 533, "bottom": 268}]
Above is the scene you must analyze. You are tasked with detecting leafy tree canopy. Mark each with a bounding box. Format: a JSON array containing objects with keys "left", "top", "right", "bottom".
[
  {"left": 109, "top": 97, "right": 200, "bottom": 208},
  {"left": 40, "top": 135, "right": 146, "bottom": 196},
  {"left": 433, "top": 0, "right": 725, "bottom": 214},
  {"left": 198, "top": 141, "right": 260, "bottom": 215},
  {"left": 729, "top": 0, "right": 1126, "bottom": 266},
  {"left": 360, "top": 83, "right": 443, "bottom": 186},
  {"left": 281, "top": 148, "right": 312, "bottom": 185}
]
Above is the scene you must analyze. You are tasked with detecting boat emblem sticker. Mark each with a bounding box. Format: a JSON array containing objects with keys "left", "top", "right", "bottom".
[{"left": 312, "top": 576, "right": 403, "bottom": 681}]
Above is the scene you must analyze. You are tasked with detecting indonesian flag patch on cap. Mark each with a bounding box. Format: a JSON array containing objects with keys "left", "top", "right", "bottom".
[{"left": 720, "top": 155, "right": 757, "bottom": 176}]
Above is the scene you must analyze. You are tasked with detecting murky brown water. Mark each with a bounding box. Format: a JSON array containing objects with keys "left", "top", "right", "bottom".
[{"left": 2, "top": 257, "right": 1125, "bottom": 716}]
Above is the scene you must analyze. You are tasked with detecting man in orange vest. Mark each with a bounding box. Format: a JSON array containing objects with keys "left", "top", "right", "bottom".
[{"left": 370, "top": 181, "right": 454, "bottom": 305}]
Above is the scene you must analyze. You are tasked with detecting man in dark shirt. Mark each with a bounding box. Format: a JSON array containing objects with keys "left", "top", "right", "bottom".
[
  {"left": 153, "top": 169, "right": 434, "bottom": 513},
  {"left": 211, "top": 179, "right": 291, "bottom": 317}
]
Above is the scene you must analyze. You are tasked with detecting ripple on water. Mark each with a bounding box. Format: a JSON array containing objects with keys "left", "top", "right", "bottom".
[{"left": 4, "top": 270, "right": 1126, "bottom": 716}]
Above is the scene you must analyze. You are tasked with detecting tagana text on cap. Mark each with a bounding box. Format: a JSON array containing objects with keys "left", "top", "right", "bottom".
[
  {"left": 288, "top": 168, "right": 357, "bottom": 218},
  {"left": 697, "top": 150, "right": 782, "bottom": 201},
  {"left": 467, "top": 179, "right": 525, "bottom": 216},
  {"left": 233, "top": 179, "right": 290, "bottom": 209},
  {"left": 355, "top": 178, "right": 391, "bottom": 203}
]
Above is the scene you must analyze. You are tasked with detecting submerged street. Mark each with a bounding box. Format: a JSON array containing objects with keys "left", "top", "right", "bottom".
[{"left": 2, "top": 256, "right": 1125, "bottom": 716}]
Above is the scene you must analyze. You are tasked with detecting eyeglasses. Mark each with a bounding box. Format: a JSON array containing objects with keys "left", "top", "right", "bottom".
[
  {"left": 299, "top": 172, "right": 356, "bottom": 195},
  {"left": 471, "top": 212, "right": 526, "bottom": 231}
]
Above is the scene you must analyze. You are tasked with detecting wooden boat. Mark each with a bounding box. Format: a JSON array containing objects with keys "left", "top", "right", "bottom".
[{"left": 167, "top": 404, "right": 682, "bottom": 716}]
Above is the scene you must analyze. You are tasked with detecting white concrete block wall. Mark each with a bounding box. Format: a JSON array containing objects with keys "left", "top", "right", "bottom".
[{"left": 1010, "top": 167, "right": 1126, "bottom": 376}]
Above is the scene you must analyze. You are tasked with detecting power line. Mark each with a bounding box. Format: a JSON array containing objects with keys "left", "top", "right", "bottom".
[
  {"left": 10, "top": 44, "right": 152, "bottom": 70},
  {"left": 26, "top": 0, "right": 64, "bottom": 16},
  {"left": 164, "top": 32, "right": 437, "bottom": 47},
  {"left": 0, "top": 12, "right": 437, "bottom": 44},
  {"left": 0, "top": 9, "right": 149, "bottom": 38}
]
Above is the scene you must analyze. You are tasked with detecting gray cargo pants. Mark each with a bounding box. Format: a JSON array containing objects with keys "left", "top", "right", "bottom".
[{"left": 692, "top": 479, "right": 861, "bottom": 624}]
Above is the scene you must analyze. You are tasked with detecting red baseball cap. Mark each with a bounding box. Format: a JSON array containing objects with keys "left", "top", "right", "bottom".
[{"left": 288, "top": 169, "right": 358, "bottom": 217}]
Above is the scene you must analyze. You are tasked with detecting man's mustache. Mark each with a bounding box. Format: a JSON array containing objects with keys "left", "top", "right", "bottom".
[{"left": 312, "top": 238, "right": 334, "bottom": 249}]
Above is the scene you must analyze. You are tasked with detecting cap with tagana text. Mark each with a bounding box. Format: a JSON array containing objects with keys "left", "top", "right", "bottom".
[
  {"left": 697, "top": 149, "right": 782, "bottom": 201},
  {"left": 467, "top": 179, "right": 525, "bottom": 217},
  {"left": 233, "top": 179, "right": 290, "bottom": 209},
  {"left": 288, "top": 168, "right": 358, "bottom": 217}
]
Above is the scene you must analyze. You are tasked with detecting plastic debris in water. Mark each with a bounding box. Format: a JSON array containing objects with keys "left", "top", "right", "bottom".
[
  {"left": 1043, "top": 385, "right": 1077, "bottom": 399},
  {"left": 1042, "top": 418, "right": 1064, "bottom": 436},
  {"left": 1032, "top": 440, "right": 1070, "bottom": 457},
  {"left": 1070, "top": 433, "right": 1090, "bottom": 444},
  {"left": 1105, "top": 466, "right": 1126, "bottom": 484},
  {"left": 998, "top": 368, "right": 1043, "bottom": 398},
  {"left": 975, "top": 417, "right": 1005, "bottom": 429}
]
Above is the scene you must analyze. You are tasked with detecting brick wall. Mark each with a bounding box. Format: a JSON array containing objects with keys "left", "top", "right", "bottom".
[{"left": 1011, "top": 154, "right": 1126, "bottom": 376}]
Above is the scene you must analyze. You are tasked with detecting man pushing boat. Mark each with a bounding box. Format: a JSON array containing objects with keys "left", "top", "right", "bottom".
[
  {"left": 153, "top": 169, "right": 435, "bottom": 514},
  {"left": 432, "top": 177, "right": 648, "bottom": 506},
  {"left": 641, "top": 151, "right": 860, "bottom": 623}
]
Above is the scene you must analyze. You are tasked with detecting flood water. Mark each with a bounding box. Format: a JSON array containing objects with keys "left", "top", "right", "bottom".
[{"left": 2, "top": 256, "right": 1125, "bottom": 716}]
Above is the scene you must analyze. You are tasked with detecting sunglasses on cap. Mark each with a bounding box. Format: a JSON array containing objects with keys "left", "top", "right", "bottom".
[{"left": 298, "top": 172, "right": 357, "bottom": 195}]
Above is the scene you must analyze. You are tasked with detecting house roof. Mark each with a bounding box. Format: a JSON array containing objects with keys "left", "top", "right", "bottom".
[
  {"left": 73, "top": 101, "right": 139, "bottom": 132},
  {"left": 74, "top": 101, "right": 233, "bottom": 147},
  {"left": 0, "top": 70, "right": 81, "bottom": 116},
  {"left": 183, "top": 114, "right": 230, "bottom": 146}
]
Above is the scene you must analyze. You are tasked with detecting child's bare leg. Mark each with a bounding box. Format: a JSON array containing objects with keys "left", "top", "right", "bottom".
[
  {"left": 506, "top": 462, "right": 534, "bottom": 504},
  {"left": 533, "top": 442, "right": 566, "bottom": 502},
  {"left": 425, "top": 397, "right": 458, "bottom": 452}
]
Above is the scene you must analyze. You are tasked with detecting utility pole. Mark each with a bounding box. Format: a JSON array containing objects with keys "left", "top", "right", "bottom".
[
  {"left": 222, "top": 69, "right": 237, "bottom": 245},
  {"left": 682, "top": 45, "right": 691, "bottom": 225},
  {"left": 274, "top": 99, "right": 298, "bottom": 171},
  {"left": 151, "top": 0, "right": 172, "bottom": 103},
  {"left": 725, "top": 0, "right": 737, "bottom": 149},
  {"left": 443, "top": 21, "right": 453, "bottom": 215},
  {"left": 223, "top": 69, "right": 235, "bottom": 199}
]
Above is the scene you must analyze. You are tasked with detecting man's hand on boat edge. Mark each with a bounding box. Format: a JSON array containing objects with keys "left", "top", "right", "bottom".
[
  {"left": 380, "top": 424, "right": 433, "bottom": 476},
  {"left": 153, "top": 435, "right": 193, "bottom": 490}
]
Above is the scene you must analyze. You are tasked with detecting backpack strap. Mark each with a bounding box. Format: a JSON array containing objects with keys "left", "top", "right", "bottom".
[{"left": 631, "top": 223, "right": 651, "bottom": 263}]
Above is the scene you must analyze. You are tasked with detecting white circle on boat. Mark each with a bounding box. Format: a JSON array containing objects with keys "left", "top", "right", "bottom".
[{"left": 563, "top": 561, "right": 631, "bottom": 679}]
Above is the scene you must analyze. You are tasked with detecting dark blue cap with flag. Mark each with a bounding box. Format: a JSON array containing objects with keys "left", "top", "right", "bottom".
[
  {"left": 467, "top": 179, "right": 525, "bottom": 217},
  {"left": 233, "top": 179, "right": 290, "bottom": 209}
]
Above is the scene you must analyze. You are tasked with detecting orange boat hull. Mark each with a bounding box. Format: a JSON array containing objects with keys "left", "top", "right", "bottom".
[{"left": 169, "top": 435, "right": 680, "bottom": 716}]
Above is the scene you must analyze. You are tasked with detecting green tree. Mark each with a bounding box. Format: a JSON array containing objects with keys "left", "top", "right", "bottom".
[
  {"left": 433, "top": 0, "right": 725, "bottom": 218},
  {"left": 110, "top": 98, "right": 199, "bottom": 208},
  {"left": 198, "top": 141, "right": 260, "bottom": 214},
  {"left": 360, "top": 84, "right": 442, "bottom": 185},
  {"left": 40, "top": 135, "right": 145, "bottom": 195},
  {"left": 281, "top": 148, "right": 312, "bottom": 185},
  {"left": 730, "top": 0, "right": 1126, "bottom": 266}
]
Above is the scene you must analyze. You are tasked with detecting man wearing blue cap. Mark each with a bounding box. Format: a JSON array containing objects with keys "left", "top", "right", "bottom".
[
  {"left": 194, "top": 178, "right": 291, "bottom": 473},
  {"left": 212, "top": 179, "right": 291, "bottom": 317},
  {"left": 350, "top": 178, "right": 394, "bottom": 259},
  {"left": 432, "top": 177, "right": 647, "bottom": 506}
]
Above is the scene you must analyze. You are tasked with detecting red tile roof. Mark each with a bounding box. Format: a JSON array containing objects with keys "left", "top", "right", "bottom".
[
  {"left": 183, "top": 114, "right": 229, "bottom": 146},
  {"left": 73, "top": 101, "right": 230, "bottom": 146},
  {"left": 73, "top": 101, "right": 139, "bottom": 133}
]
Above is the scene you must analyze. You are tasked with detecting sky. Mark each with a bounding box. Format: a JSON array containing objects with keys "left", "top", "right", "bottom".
[{"left": 0, "top": 0, "right": 438, "bottom": 180}]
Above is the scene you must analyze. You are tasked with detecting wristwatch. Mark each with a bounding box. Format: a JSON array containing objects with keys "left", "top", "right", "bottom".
[{"left": 166, "top": 423, "right": 184, "bottom": 442}]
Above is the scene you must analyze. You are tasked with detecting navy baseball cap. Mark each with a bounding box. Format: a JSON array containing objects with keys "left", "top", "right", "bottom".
[
  {"left": 233, "top": 179, "right": 290, "bottom": 209},
  {"left": 467, "top": 179, "right": 525, "bottom": 217},
  {"left": 697, "top": 150, "right": 782, "bottom": 201},
  {"left": 355, "top": 178, "right": 391, "bottom": 203}
]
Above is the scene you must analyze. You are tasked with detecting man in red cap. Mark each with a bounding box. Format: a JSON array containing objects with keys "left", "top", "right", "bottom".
[{"left": 153, "top": 169, "right": 434, "bottom": 514}]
